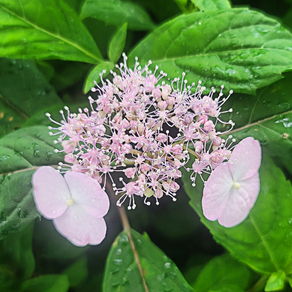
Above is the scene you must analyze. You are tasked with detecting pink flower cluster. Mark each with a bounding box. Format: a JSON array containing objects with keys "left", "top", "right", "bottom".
[{"left": 47, "top": 54, "right": 234, "bottom": 209}]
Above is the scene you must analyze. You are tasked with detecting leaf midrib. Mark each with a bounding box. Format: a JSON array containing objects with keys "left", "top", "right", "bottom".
[
  {"left": 228, "top": 109, "right": 292, "bottom": 136},
  {"left": 249, "top": 215, "right": 280, "bottom": 271},
  {"left": 0, "top": 5, "right": 102, "bottom": 63},
  {"left": 149, "top": 46, "right": 292, "bottom": 65}
]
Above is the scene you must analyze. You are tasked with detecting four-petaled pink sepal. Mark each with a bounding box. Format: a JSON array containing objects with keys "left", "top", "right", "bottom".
[
  {"left": 202, "top": 137, "right": 261, "bottom": 227},
  {"left": 32, "top": 166, "right": 110, "bottom": 246}
]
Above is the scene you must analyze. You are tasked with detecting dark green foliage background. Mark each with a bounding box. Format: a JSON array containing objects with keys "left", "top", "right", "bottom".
[{"left": 1, "top": 0, "right": 292, "bottom": 291}]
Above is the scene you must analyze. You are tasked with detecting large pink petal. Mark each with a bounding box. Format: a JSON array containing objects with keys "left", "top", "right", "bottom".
[
  {"left": 32, "top": 166, "right": 69, "bottom": 219},
  {"left": 53, "top": 204, "right": 107, "bottom": 246},
  {"left": 229, "top": 137, "right": 261, "bottom": 181},
  {"left": 240, "top": 173, "right": 260, "bottom": 209},
  {"left": 64, "top": 172, "right": 110, "bottom": 218},
  {"left": 218, "top": 174, "right": 260, "bottom": 227},
  {"left": 202, "top": 163, "right": 234, "bottom": 221}
]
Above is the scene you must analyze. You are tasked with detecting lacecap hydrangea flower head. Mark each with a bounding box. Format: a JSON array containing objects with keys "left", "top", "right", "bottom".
[
  {"left": 46, "top": 54, "right": 235, "bottom": 208},
  {"left": 32, "top": 54, "right": 262, "bottom": 246}
]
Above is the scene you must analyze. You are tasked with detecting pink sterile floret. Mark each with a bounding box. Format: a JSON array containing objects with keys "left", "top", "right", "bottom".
[
  {"left": 32, "top": 166, "right": 110, "bottom": 246},
  {"left": 202, "top": 137, "right": 261, "bottom": 227}
]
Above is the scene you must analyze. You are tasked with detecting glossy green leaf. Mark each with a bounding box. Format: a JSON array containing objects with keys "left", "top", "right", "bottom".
[
  {"left": 83, "top": 61, "right": 114, "bottom": 93},
  {"left": 0, "top": 0, "right": 102, "bottom": 63},
  {"left": 0, "top": 58, "right": 62, "bottom": 137},
  {"left": 265, "top": 271, "right": 286, "bottom": 291},
  {"left": 21, "top": 275, "right": 69, "bottom": 292},
  {"left": 183, "top": 156, "right": 292, "bottom": 274},
  {"left": 80, "top": 0, "right": 156, "bottom": 31},
  {"left": 229, "top": 112, "right": 292, "bottom": 174},
  {"left": 109, "top": 23, "right": 128, "bottom": 64},
  {"left": 193, "top": 254, "right": 251, "bottom": 291},
  {"left": 129, "top": 8, "right": 292, "bottom": 94},
  {"left": 191, "top": 0, "right": 231, "bottom": 11},
  {"left": 0, "top": 126, "right": 64, "bottom": 239},
  {"left": 103, "top": 229, "right": 194, "bottom": 292}
]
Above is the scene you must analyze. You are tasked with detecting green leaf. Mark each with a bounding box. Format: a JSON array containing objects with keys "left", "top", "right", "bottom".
[
  {"left": 0, "top": 58, "right": 62, "bottom": 137},
  {"left": 229, "top": 112, "right": 292, "bottom": 174},
  {"left": 134, "top": 0, "right": 181, "bottom": 23},
  {"left": 183, "top": 156, "right": 292, "bottom": 274},
  {"left": 129, "top": 8, "right": 292, "bottom": 94},
  {"left": 0, "top": 224, "right": 35, "bottom": 279},
  {"left": 83, "top": 61, "right": 114, "bottom": 93},
  {"left": 0, "top": 126, "right": 64, "bottom": 239},
  {"left": 21, "top": 275, "right": 69, "bottom": 292},
  {"left": 193, "top": 254, "right": 252, "bottom": 291},
  {"left": 80, "top": 0, "right": 156, "bottom": 31},
  {"left": 103, "top": 229, "right": 194, "bottom": 292},
  {"left": 0, "top": 224, "right": 35, "bottom": 291},
  {"left": 49, "top": 61, "right": 91, "bottom": 92},
  {"left": 211, "top": 287, "right": 245, "bottom": 292},
  {"left": 109, "top": 23, "right": 128, "bottom": 64},
  {"left": 265, "top": 271, "right": 286, "bottom": 291},
  {"left": 220, "top": 73, "right": 292, "bottom": 173},
  {"left": 0, "top": 0, "right": 102, "bottom": 63},
  {"left": 63, "top": 257, "right": 88, "bottom": 287},
  {"left": 191, "top": 0, "right": 231, "bottom": 11},
  {"left": 173, "top": 0, "right": 189, "bottom": 12}
]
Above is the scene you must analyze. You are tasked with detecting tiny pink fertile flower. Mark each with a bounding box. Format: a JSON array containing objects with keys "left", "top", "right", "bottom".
[
  {"left": 32, "top": 166, "right": 110, "bottom": 246},
  {"left": 202, "top": 137, "right": 261, "bottom": 227}
]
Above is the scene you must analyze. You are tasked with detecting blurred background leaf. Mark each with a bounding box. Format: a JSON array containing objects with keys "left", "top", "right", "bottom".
[
  {"left": 192, "top": 253, "right": 254, "bottom": 291},
  {"left": 0, "top": 59, "right": 62, "bottom": 137},
  {"left": 80, "top": 0, "right": 156, "bottom": 31},
  {"left": 191, "top": 0, "right": 231, "bottom": 11},
  {"left": 21, "top": 275, "right": 69, "bottom": 292},
  {"left": 0, "top": 224, "right": 35, "bottom": 291}
]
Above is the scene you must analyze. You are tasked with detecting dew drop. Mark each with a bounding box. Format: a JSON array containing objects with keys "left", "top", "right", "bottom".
[
  {"left": 114, "top": 258, "right": 122, "bottom": 266},
  {"left": 111, "top": 282, "right": 120, "bottom": 288},
  {"left": 110, "top": 268, "right": 119, "bottom": 275},
  {"left": 33, "top": 149, "right": 40, "bottom": 157},
  {"left": 164, "top": 262, "right": 171, "bottom": 269},
  {"left": 0, "top": 155, "right": 10, "bottom": 161}
]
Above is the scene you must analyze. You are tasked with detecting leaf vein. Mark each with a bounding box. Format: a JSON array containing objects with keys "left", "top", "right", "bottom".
[{"left": 0, "top": 5, "right": 101, "bottom": 63}]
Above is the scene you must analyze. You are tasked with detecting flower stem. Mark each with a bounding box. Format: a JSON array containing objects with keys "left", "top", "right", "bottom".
[{"left": 106, "top": 182, "right": 150, "bottom": 292}]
